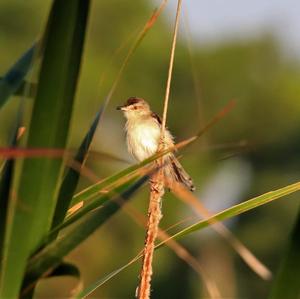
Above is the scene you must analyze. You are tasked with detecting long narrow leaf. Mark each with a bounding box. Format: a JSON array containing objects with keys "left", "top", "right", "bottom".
[
  {"left": 161, "top": 181, "right": 300, "bottom": 245},
  {"left": 51, "top": 108, "right": 103, "bottom": 232},
  {"left": 45, "top": 172, "right": 141, "bottom": 244},
  {"left": 0, "top": 1, "right": 90, "bottom": 297},
  {"left": 0, "top": 44, "right": 36, "bottom": 108},
  {"left": 22, "top": 176, "right": 147, "bottom": 294},
  {"left": 75, "top": 257, "right": 140, "bottom": 299}
]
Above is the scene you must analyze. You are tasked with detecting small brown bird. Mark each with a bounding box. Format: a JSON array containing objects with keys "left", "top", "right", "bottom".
[{"left": 117, "top": 97, "right": 195, "bottom": 191}]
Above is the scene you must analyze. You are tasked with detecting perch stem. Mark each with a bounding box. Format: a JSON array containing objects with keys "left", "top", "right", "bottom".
[{"left": 137, "top": 1, "right": 183, "bottom": 298}]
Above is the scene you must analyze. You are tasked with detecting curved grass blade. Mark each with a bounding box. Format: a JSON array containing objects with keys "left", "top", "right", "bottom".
[
  {"left": 45, "top": 172, "right": 141, "bottom": 244},
  {"left": 269, "top": 205, "right": 300, "bottom": 299},
  {"left": 45, "top": 157, "right": 166, "bottom": 244},
  {"left": 75, "top": 256, "right": 141, "bottom": 299},
  {"left": 0, "top": 44, "right": 36, "bottom": 109},
  {"left": 158, "top": 181, "right": 300, "bottom": 246},
  {"left": 0, "top": 1, "right": 90, "bottom": 297},
  {"left": 51, "top": 108, "right": 103, "bottom": 233},
  {"left": 75, "top": 181, "right": 300, "bottom": 297},
  {"left": 22, "top": 176, "right": 147, "bottom": 294}
]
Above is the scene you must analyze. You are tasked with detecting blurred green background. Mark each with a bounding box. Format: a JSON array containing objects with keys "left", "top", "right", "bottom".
[{"left": 0, "top": 1, "right": 299, "bottom": 298}]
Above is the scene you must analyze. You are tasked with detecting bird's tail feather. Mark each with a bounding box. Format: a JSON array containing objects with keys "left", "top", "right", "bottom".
[{"left": 165, "top": 155, "right": 195, "bottom": 192}]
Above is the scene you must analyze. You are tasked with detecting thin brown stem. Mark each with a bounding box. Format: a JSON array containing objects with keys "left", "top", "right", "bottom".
[
  {"left": 137, "top": 172, "right": 164, "bottom": 299},
  {"left": 161, "top": 0, "right": 183, "bottom": 134},
  {"left": 138, "top": 1, "right": 183, "bottom": 298}
]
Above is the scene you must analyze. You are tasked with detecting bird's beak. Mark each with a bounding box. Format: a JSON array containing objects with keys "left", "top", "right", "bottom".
[{"left": 116, "top": 105, "right": 127, "bottom": 111}]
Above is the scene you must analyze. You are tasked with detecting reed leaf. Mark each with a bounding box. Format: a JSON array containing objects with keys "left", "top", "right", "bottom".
[
  {"left": 51, "top": 108, "right": 102, "bottom": 233},
  {"left": 0, "top": 1, "right": 90, "bottom": 297}
]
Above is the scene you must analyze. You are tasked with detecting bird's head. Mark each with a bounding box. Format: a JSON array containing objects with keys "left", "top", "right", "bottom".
[{"left": 117, "top": 97, "right": 151, "bottom": 119}]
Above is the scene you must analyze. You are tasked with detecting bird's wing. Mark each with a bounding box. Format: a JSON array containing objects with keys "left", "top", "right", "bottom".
[
  {"left": 151, "top": 112, "right": 175, "bottom": 148},
  {"left": 151, "top": 112, "right": 162, "bottom": 126}
]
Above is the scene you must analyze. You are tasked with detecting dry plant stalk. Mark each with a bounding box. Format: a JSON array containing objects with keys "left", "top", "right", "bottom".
[
  {"left": 136, "top": 170, "right": 164, "bottom": 299},
  {"left": 137, "top": 1, "right": 182, "bottom": 298}
]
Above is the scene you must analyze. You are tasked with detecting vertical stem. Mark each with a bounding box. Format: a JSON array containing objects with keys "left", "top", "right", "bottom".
[
  {"left": 137, "top": 1, "right": 183, "bottom": 298},
  {"left": 137, "top": 172, "right": 164, "bottom": 299},
  {"left": 161, "top": 0, "right": 183, "bottom": 135}
]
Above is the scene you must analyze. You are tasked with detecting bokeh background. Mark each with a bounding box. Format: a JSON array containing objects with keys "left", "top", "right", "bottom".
[{"left": 1, "top": 1, "right": 300, "bottom": 298}]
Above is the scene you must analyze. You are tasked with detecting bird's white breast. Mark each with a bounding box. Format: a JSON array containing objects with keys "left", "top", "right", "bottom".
[{"left": 126, "top": 119, "right": 161, "bottom": 161}]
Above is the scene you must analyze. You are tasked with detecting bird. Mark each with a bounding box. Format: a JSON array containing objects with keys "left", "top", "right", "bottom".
[{"left": 117, "top": 97, "right": 195, "bottom": 191}]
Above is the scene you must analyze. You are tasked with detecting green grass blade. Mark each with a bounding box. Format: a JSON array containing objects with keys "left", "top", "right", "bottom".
[
  {"left": 70, "top": 142, "right": 186, "bottom": 208},
  {"left": 23, "top": 176, "right": 147, "bottom": 293},
  {"left": 45, "top": 172, "right": 140, "bottom": 244},
  {"left": 74, "top": 258, "right": 139, "bottom": 299},
  {"left": 76, "top": 181, "right": 300, "bottom": 297},
  {"left": 70, "top": 148, "right": 172, "bottom": 207},
  {"left": 0, "top": 44, "right": 36, "bottom": 108},
  {"left": 160, "top": 181, "right": 300, "bottom": 245},
  {"left": 0, "top": 1, "right": 90, "bottom": 297},
  {"left": 51, "top": 109, "right": 102, "bottom": 232},
  {"left": 269, "top": 205, "right": 300, "bottom": 299}
]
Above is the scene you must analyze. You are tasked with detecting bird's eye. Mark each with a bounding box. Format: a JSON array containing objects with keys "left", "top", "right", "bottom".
[{"left": 133, "top": 106, "right": 138, "bottom": 110}]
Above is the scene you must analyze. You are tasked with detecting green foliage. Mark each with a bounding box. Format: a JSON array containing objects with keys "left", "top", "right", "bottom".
[
  {"left": 0, "top": 0, "right": 90, "bottom": 297},
  {"left": 50, "top": 108, "right": 102, "bottom": 235}
]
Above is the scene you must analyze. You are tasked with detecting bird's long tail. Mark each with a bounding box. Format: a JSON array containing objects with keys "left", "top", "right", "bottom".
[{"left": 165, "top": 154, "right": 195, "bottom": 192}]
